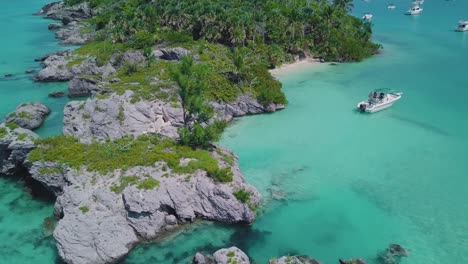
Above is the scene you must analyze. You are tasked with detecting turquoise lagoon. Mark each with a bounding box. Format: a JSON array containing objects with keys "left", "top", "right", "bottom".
[{"left": 1, "top": 0, "right": 468, "bottom": 263}]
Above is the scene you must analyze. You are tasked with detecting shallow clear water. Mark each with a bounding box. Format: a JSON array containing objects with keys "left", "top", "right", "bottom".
[{"left": 2, "top": 0, "right": 468, "bottom": 263}]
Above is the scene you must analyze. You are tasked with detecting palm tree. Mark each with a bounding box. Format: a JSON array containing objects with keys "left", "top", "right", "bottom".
[{"left": 333, "top": 0, "right": 354, "bottom": 13}]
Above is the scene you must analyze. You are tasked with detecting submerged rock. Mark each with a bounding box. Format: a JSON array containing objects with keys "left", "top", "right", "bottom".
[
  {"left": 48, "top": 91, "right": 66, "bottom": 98},
  {"left": 269, "top": 256, "right": 322, "bottom": 264},
  {"left": 25, "top": 69, "right": 36, "bottom": 74},
  {"left": 0, "top": 123, "right": 39, "bottom": 176},
  {"left": 376, "top": 244, "right": 408, "bottom": 264},
  {"left": 339, "top": 258, "right": 366, "bottom": 264},
  {"left": 4, "top": 74, "right": 14, "bottom": 78},
  {"left": 4, "top": 102, "right": 50, "bottom": 130}
]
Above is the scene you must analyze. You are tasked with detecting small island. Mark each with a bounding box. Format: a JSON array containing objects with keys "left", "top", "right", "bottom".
[{"left": 1, "top": 0, "right": 380, "bottom": 263}]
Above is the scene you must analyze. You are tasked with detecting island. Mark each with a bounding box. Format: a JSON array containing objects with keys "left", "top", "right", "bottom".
[{"left": 1, "top": 0, "right": 381, "bottom": 263}]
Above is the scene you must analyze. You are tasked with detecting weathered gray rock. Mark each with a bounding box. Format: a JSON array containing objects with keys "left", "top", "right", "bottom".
[
  {"left": 68, "top": 77, "right": 99, "bottom": 97},
  {"left": 193, "top": 252, "right": 216, "bottom": 264},
  {"left": 269, "top": 256, "right": 322, "bottom": 264},
  {"left": 35, "top": 49, "right": 71, "bottom": 62},
  {"left": 111, "top": 50, "right": 147, "bottom": 68},
  {"left": 29, "top": 144, "right": 259, "bottom": 264},
  {"left": 27, "top": 161, "right": 68, "bottom": 196},
  {"left": 213, "top": 247, "right": 250, "bottom": 264},
  {"left": 156, "top": 47, "right": 191, "bottom": 61},
  {"left": 0, "top": 123, "right": 39, "bottom": 176},
  {"left": 56, "top": 22, "right": 93, "bottom": 45},
  {"left": 211, "top": 94, "right": 284, "bottom": 122},
  {"left": 35, "top": 52, "right": 74, "bottom": 82},
  {"left": 25, "top": 69, "right": 36, "bottom": 74},
  {"left": 37, "top": 2, "right": 93, "bottom": 23},
  {"left": 48, "top": 23, "right": 62, "bottom": 30},
  {"left": 63, "top": 91, "right": 183, "bottom": 142},
  {"left": 4, "top": 102, "right": 50, "bottom": 130}
]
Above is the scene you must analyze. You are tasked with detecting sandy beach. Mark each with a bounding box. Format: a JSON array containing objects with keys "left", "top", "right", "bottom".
[{"left": 269, "top": 58, "right": 323, "bottom": 76}]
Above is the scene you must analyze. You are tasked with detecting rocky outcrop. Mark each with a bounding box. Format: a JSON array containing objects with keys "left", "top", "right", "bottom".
[
  {"left": 154, "top": 47, "right": 191, "bottom": 61},
  {"left": 63, "top": 91, "right": 183, "bottom": 142},
  {"left": 49, "top": 91, "right": 66, "bottom": 98},
  {"left": 56, "top": 21, "right": 94, "bottom": 45},
  {"left": 35, "top": 52, "right": 116, "bottom": 82},
  {"left": 34, "top": 51, "right": 74, "bottom": 82},
  {"left": 68, "top": 77, "right": 99, "bottom": 97},
  {"left": 269, "top": 256, "right": 322, "bottom": 264},
  {"left": 36, "top": 2, "right": 93, "bottom": 24},
  {"left": 211, "top": 94, "right": 285, "bottom": 121},
  {"left": 0, "top": 123, "right": 39, "bottom": 176},
  {"left": 4, "top": 102, "right": 50, "bottom": 130},
  {"left": 48, "top": 23, "right": 62, "bottom": 30},
  {"left": 29, "top": 144, "right": 259, "bottom": 264},
  {"left": 111, "top": 50, "right": 147, "bottom": 68},
  {"left": 193, "top": 247, "right": 250, "bottom": 264}
]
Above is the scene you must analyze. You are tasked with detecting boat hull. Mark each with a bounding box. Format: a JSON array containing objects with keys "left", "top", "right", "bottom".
[{"left": 357, "top": 93, "right": 402, "bottom": 113}]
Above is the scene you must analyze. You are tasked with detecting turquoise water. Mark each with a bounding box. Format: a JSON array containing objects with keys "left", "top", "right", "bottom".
[
  {"left": 0, "top": 0, "right": 66, "bottom": 263},
  {"left": 2, "top": 0, "right": 468, "bottom": 263}
]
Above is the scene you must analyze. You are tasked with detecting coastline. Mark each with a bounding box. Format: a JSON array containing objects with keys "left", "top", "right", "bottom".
[{"left": 269, "top": 58, "right": 324, "bottom": 77}]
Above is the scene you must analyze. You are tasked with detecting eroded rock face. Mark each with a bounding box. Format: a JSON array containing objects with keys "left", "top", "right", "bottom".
[
  {"left": 30, "top": 146, "right": 259, "bottom": 264},
  {"left": 155, "top": 47, "right": 192, "bottom": 61},
  {"left": 211, "top": 94, "right": 285, "bottom": 122},
  {"left": 4, "top": 102, "right": 51, "bottom": 130},
  {"left": 68, "top": 77, "right": 99, "bottom": 97},
  {"left": 0, "top": 123, "right": 39, "bottom": 176},
  {"left": 35, "top": 52, "right": 74, "bottom": 82},
  {"left": 56, "top": 22, "right": 94, "bottom": 45},
  {"left": 269, "top": 256, "right": 322, "bottom": 264},
  {"left": 37, "top": 2, "right": 93, "bottom": 23},
  {"left": 63, "top": 91, "right": 183, "bottom": 142}
]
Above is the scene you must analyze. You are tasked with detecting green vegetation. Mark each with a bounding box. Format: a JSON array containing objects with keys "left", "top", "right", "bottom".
[
  {"left": 6, "top": 122, "right": 18, "bottom": 130},
  {"left": 227, "top": 252, "right": 235, "bottom": 258},
  {"left": 111, "top": 175, "right": 139, "bottom": 193},
  {"left": 170, "top": 57, "right": 228, "bottom": 149},
  {"left": 38, "top": 167, "right": 63, "bottom": 174},
  {"left": 17, "top": 133, "right": 28, "bottom": 140},
  {"left": 66, "top": 0, "right": 378, "bottom": 107},
  {"left": 0, "top": 127, "right": 7, "bottom": 138},
  {"left": 18, "top": 112, "right": 32, "bottom": 119},
  {"left": 79, "top": 206, "right": 89, "bottom": 213},
  {"left": 28, "top": 134, "right": 231, "bottom": 182},
  {"left": 137, "top": 178, "right": 160, "bottom": 190},
  {"left": 234, "top": 189, "right": 251, "bottom": 203},
  {"left": 117, "top": 105, "right": 125, "bottom": 124}
]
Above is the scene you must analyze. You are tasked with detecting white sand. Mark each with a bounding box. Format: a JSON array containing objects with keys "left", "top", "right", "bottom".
[{"left": 269, "top": 59, "right": 323, "bottom": 76}]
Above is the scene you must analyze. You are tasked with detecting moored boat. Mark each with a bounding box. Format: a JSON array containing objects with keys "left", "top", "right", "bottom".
[
  {"left": 455, "top": 20, "right": 468, "bottom": 32},
  {"left": 363, "top": 13, "right": 373, "bottom": 21},
  {"left": 357, "top": 90, "right": 403, "bottom": 113},
  {"left": 406, "top": 4, "right": 423, "bottom": 15}
]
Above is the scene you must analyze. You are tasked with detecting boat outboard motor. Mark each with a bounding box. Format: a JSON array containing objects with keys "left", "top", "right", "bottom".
[{"left": 359, "top": 104, "right": 366, "bottom": 112}]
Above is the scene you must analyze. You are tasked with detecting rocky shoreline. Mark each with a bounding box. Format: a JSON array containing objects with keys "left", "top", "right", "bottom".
[{"left": 0, "top": 2, "right": 406, "bottom": 264}]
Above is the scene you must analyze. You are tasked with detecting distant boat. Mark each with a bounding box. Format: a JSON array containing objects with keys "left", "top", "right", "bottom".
[
  {"left": 363, "top": 13, "right": 373, "bottom": 21},
  {"left": 357, "top": 89, "right": 403, "bottom": 113},
  {"left": 455, "top": 20, "right": 468, "bottom": 32},
  {"left": 388, "top": 4, "right": 396, "bottom": 9},
  {"left": 406, "top": 5, "right": 423, "bottom": 15},
  {"left": 413, "top": 0, "right": 424, "bottom": 4}
]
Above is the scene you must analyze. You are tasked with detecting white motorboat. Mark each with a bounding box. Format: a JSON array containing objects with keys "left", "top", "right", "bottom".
[
  {"left": 455, "top": 20, "right": 468, "bottom": 32},
  {"left": 388, "top": 4, "right": 396, "bottom": 10},
  {"left": 357, "top": 90, "right": 403, "bottom": 113},
  {"left": 363, "top": 13, "right": 373, "bottom": 21},
  {"left": 406, "top": 5, "right": 423, "bottom": 15},
  {"left": 413, "top": 0, "right": 424, "bottom": 4}
]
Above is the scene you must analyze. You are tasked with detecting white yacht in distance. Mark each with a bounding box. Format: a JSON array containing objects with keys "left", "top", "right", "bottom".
[
  {"left": 357, "top": 90, "right": 403, "bottom": 113},
  {"left": 413, "top": 0, "right": 424, "bottom": 4},
  {"left": 363, "top": 13, "right": 373, "bottom": 21},
  {"left": 388, "top": 4, "right": 396, "bottom": 10},
  {"left": 406, "top": 4, "right": 423, "bottom": 15},
  {"left": 455, "top": 20, "right": 468, "bottom": 32}
]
